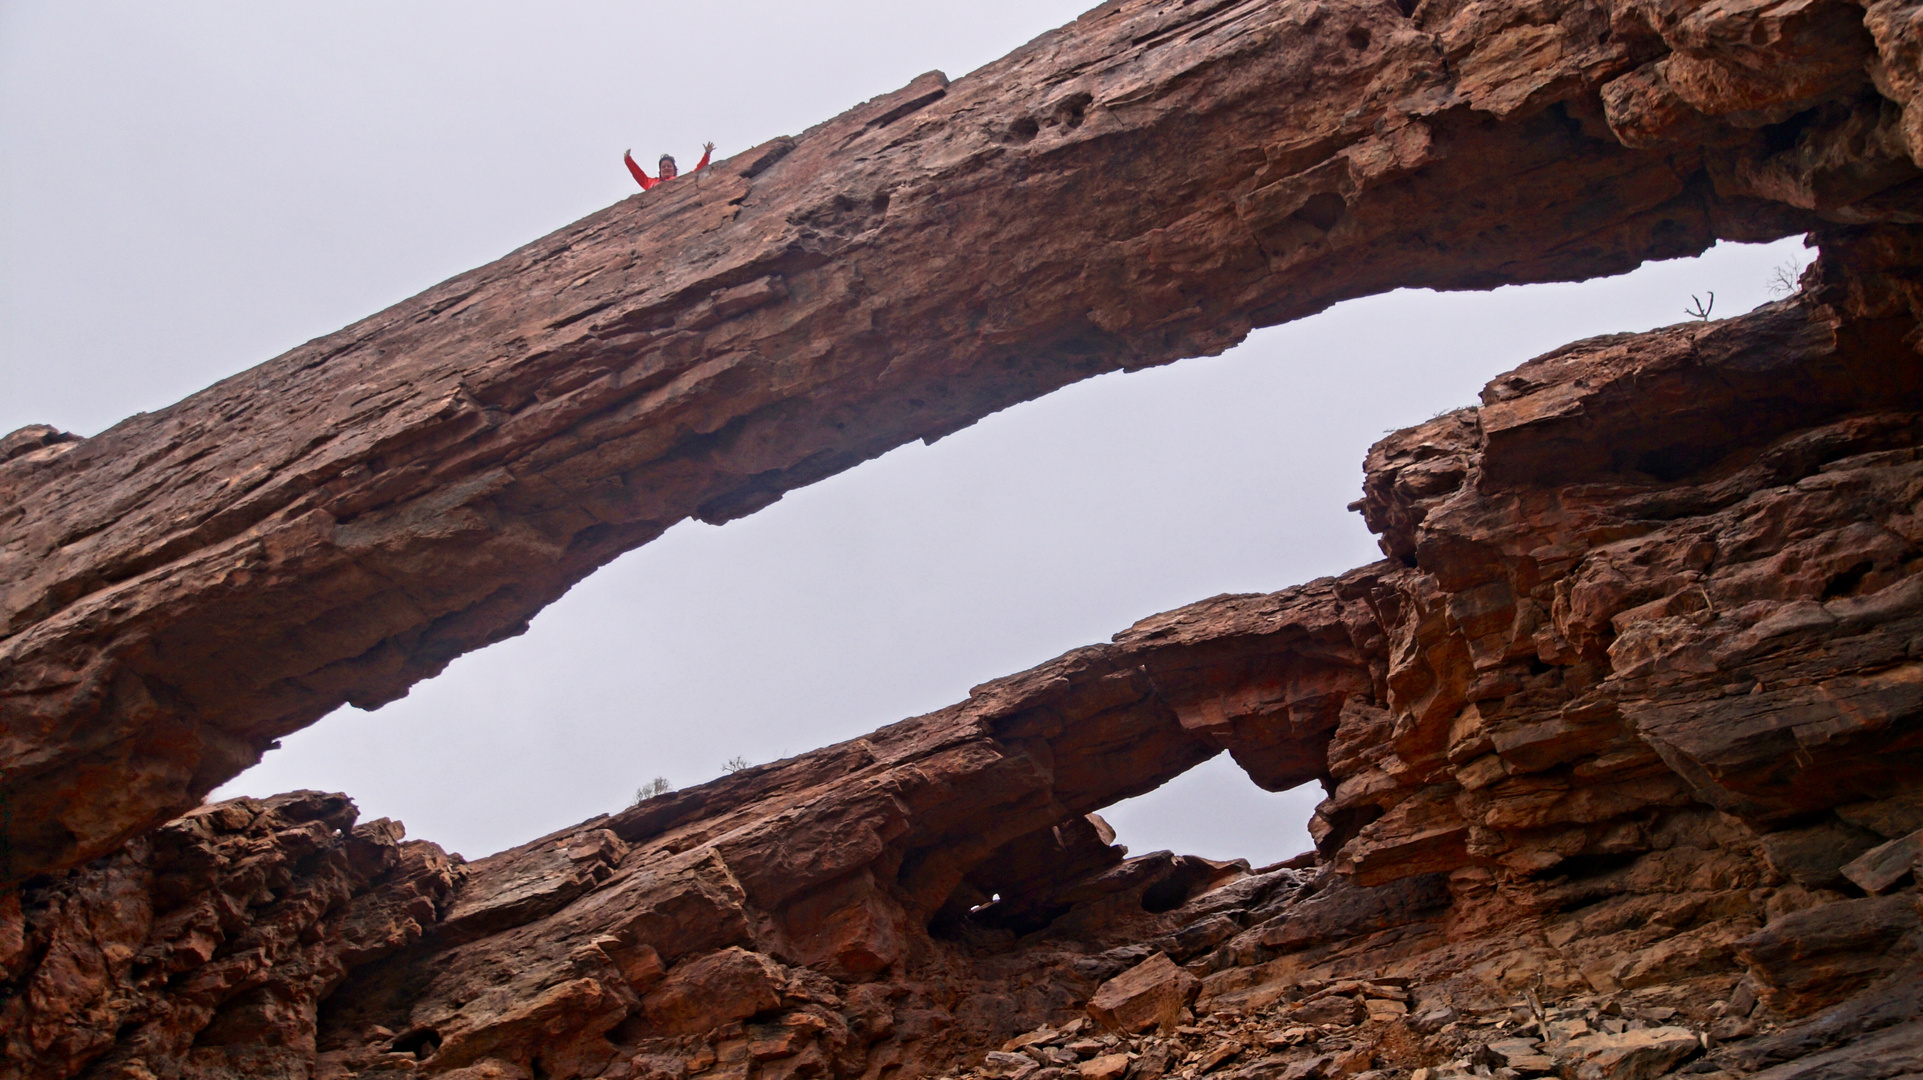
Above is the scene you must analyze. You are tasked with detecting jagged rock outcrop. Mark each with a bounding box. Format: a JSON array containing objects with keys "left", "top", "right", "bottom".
[
  {"left": 0, "top": 791, "right": 458, "bottom": 1080},
  {"left": 5, "top": 224, "right": 1920, "bottom": 1077},
  {"left": 8, "top": 0, "right": 1923, "bottom": 885}
]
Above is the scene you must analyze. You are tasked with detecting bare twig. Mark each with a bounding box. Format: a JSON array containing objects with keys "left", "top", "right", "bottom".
[{"left": 1767, "top": 256, "right": 1804, "bottom": 297}]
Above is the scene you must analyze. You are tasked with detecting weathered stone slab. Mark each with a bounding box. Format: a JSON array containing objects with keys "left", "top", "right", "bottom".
[
  {"left": 1554, "top": 1027, "right": 1701, "bottom": 1080},
  {"left": 1840, "top": 828, "right": 1923, "bottom": 893},
  {"left": 1088, "top": 953, "right": 1199, "bottom": 1034}
]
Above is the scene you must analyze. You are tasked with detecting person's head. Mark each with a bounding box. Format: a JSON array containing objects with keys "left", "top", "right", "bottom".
[{"left": 658, "top": 154, "right": 678, "bottom": 180}]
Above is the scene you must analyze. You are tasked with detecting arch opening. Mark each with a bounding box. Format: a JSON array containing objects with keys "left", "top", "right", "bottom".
[
  {"left": 213, "top": 237, "right": 1815, "bottom": 867},
  {"left": 1100, "top": 754, "right": 1327, "bottom": 868},
  {"left": 927, "top": 748, "right": 1336, "bottom": 949}
]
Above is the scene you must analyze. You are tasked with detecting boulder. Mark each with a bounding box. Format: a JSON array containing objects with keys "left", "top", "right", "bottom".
[
  {"left": 1474, "top": 1037, "right": 1556, "bottom": 1075},
  {"left": 1737, "top": 895, "right": 1923, "bottom": 1015},
  {"left": 1839, "top": 829, "right": 1923, "bottom": 894},
  {"left": 983, "top": 1051, "right": 1040, "bottom": 1079},
  {"left": 1735, "top": 1018, "right": 1923, "bottom": 1079},
  {"left": 1554, "top": 1027, "right": 1702, "bottom": 1080},
  {"left": 1292, "top": 996, "right": 1364, "bottom": 1029},
  {"left": 1363, "top": 999, "right": 1407, "bottom": 1023},
  {"left": 639, "top": 948, "right": 787, "bottom": 1037},
  {"left": 1088, "top": 953, "right": 1198, "bottom": 1035},
  {"left": 1758, "top": 823, "right": 1885, "bottom": 889}
]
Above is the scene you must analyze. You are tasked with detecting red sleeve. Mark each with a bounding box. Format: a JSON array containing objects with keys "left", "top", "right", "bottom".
[
  {"left": 694, "top": 147, "right": 712, "bottom": 171},
  {"left": 624, "top": 151, "right": 656, "bottom": 190}
]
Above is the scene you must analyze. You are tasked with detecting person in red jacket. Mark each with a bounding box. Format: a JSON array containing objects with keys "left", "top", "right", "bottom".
[{"left": 624, "top": 142, "right": 714, "bottom": 190}]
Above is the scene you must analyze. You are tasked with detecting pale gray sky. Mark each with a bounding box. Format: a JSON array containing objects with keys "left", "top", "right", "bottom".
[{"left": 2, "top": 2, "right": 1807, "bottom": 865}]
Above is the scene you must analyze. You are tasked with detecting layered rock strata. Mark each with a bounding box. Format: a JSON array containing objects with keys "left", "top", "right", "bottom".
[
  {"left": 8, "top": 0, "right": 1923, "bottom": 883},
  {"left": 5, "top": 227, "right": 1920, "bottom": 1078}
]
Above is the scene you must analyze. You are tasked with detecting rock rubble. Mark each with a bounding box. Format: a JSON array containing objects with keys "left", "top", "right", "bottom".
[{"left": 942, "top": 974, "right": 1743, "bottom": 1080}]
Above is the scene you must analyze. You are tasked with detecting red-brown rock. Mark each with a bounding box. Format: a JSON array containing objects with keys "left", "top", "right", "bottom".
[
  {"left": 1842, "top": 829, "right": 1923, "bottom": 892},
  {"left": 9, "top": 0, "right": 1923, "bottom": 888},
  {"left": 642, "top": 948, "right": 790, "bottom": 1037},
  {"left": 4, "top": 2, "right": 1923, "bottom": 1077},
  {"left": 6, "top": 227, "right": 1923, "bottom": 1074},
  {"left": 1086, "top": 953, "right": 1199, "bottom": 1034},
  {"left": 0, "top": 791, "right": 457, "bottom": 1080}
]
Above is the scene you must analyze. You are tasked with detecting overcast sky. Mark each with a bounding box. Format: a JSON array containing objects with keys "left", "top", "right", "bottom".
[{"left": 2, "top": 2, "right": 1808, "bottom": 866}]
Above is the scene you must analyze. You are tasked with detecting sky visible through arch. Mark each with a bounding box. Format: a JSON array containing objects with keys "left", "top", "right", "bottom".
[{"left": 3, "top": 2, "right": 1809, "bottom": 865}]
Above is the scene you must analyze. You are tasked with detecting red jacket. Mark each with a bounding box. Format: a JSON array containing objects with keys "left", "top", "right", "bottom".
[{"left": 625, "top": 147, "right": 712, "bottom": 191}]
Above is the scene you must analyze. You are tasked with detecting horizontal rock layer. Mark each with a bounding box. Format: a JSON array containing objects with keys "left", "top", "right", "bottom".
[
  {"left": 5, "top": 225, "right": 1921, "bottom": 1078},
  {"left": 7, "top": 0, "right": 1923, "bottom": 883}
]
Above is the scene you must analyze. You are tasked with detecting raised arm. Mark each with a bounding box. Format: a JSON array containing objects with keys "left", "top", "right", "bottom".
[
  {"left": 695, "top": 141, "right": 714, "bottom": 172},
  {"left": 623, "top": 150, "right": 656, "bottom": 190}
]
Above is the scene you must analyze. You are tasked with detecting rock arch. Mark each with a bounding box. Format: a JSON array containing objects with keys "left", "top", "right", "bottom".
[
  {"left": 2, "top": 0, "right": 1920, "bottom": 895},
  {"left": 5, "top": 229, "right": 1922, "bottom": 1077}
]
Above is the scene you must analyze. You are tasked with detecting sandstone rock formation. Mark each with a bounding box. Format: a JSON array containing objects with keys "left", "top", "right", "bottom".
[
  {"left": 4, "top": 221, "right": 1921, "bottom": 1076},
  {"left": 5, "top": 0, "right": 1923, "bottom": 1075},
  {"left": 8, "top": 0, "right": 1923, "bottom": 885},
  {"left": 0, "top": 791, "right": 458, "bottom": 1079}
]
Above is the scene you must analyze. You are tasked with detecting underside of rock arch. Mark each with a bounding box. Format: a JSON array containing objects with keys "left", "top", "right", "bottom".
[{"left": 6, "top": 0, "right": 1923, "bottom": 1075}]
